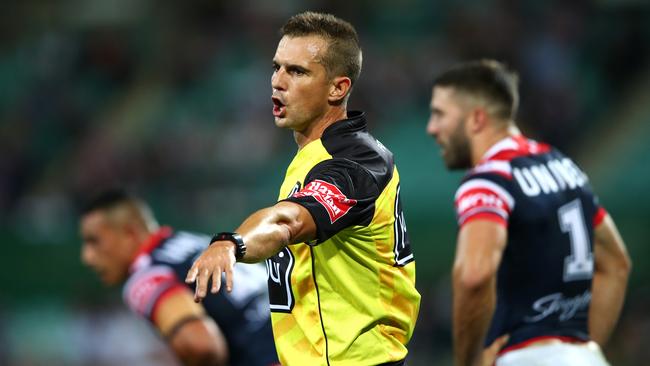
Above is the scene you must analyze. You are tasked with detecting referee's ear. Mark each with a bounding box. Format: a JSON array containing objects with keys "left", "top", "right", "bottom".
[{"left": 328, "top": 76, "right": 352, "bottom": 105}]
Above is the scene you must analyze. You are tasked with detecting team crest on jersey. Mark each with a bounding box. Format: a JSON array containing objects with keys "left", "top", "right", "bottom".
[{"left": 292, "top": 179, "right": 357, "bottom": 223}]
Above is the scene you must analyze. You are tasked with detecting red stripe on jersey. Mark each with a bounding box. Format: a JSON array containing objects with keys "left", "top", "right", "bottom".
[
  {"left": 483, "top": 135, "right": 551, "bottom": 163},
  {"left": 470, "top": 160, "right": 512, "bottom": 179},
  {"left": 131, "top": 226, "right": 173, "bottom": 267},
  {"left": 460, "top": 211, "right": 508, "bottom": 228},
  {"left": 151, "top": 284, "right": 188, "bottom": 325},
  {"left": 124, "top": 266, "right": 178, "bottom": 317},
  {"left": 593, "top": 207, "right": 607, "bottom": 227},
  {"left": 455, "top": 186, "right": 512, "bottom": 221},
  {"left": 497, "top": 335, "right": 586, "bottom": 357}
]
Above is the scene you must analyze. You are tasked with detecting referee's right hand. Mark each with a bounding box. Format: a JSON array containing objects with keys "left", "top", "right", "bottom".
[{"left": 185, "top": 240, "right": 236, "bottom": 302}]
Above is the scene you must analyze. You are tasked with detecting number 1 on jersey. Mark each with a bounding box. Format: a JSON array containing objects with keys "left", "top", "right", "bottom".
[{"left": 558, "top": 199, "right": 594, "bottom": 281}]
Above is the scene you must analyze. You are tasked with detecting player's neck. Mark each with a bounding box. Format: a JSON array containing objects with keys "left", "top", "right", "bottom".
[
  {"left": 294, "top": 106, "right": 347, "bottom": 149},
  {"left": 471, "top": 123, "right": 520, "bottom": 165}
]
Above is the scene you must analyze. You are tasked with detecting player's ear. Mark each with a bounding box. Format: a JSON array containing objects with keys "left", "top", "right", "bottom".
[
  {"left": 469, "top": 107, "right": 489, "bottom": 133},
  {"left": 122, "top": 222, "right": 141, "bottom": 244},
  {"left": 328, "top": 76, "right": 352, "bottom": 104}
]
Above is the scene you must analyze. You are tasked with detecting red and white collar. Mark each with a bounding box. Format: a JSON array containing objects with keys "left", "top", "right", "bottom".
[
  {"left": 129, "top": 226, "right": 173, "bottom": 273},
  {"left": 480, "top": 135, "right": 550, "bottom": 163},
  {"left": 470, "top": 135, "right": 550, "bottom": 179}
]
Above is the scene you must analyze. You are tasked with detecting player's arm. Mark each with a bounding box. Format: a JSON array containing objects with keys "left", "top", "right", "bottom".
[
  {"left": 155, "top": 288, "right": 230, "bottom": 366},
  {"left": 452, "top": 219, "right": 507, "bottom": 366},
  {"left": 186, "top": 201, "right": 316, "bottom": 301},
  {"left": 589, "top": 212, "right": 631, "bottom": 346},
  {"left": 124, "top": 266, "right": 229, "bottom": 366}
]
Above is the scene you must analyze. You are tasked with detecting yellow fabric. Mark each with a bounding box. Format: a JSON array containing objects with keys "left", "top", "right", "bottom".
[{"left": 272, "top": 139, "right": 420, "bottom": 366}]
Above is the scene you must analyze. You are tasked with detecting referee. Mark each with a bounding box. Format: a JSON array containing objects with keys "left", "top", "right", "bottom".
[{"left": 186, "top": 12, "right": 420, "bottom": 366}]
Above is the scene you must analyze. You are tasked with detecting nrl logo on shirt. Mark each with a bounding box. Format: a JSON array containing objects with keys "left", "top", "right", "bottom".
[{"left": 293, "top": 179, "right": 357, "bottom": 223}]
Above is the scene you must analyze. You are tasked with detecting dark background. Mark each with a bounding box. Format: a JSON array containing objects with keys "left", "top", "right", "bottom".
[{"left": 1, "top": 0, "right": 649, "bottom": 364}]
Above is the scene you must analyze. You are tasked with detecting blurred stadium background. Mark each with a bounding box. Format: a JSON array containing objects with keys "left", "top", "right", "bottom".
[{"left": 1, "top": 0, "right": 649, "bottom": 365}]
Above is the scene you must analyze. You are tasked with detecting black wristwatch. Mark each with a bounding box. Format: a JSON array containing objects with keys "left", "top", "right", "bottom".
[{"left": 211, "top": 232, "right": 247, "bottom": 261}]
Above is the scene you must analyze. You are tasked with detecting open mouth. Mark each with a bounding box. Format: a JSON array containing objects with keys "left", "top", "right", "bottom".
[{"left": 272, "top": 96, "right": 286, "bottom": 117}]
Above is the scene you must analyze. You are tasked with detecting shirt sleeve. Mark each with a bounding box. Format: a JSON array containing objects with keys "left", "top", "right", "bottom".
[
  {"left": 122, "top": 265, "right": 187, "bottom": 323},
  {"left": 592, "top": 194, "right": 608, "bottom": 227},
  {"left": 282, "top": 158, "right": 380, "bottom": 243},
  {"left": 455, "top": 176, "right": 516, "bottom": 228}
]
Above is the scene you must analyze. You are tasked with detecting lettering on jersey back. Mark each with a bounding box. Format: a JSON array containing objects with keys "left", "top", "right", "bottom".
[
  {"left": 513, "top": 158, "right": 588, "bottom": 197},
  {"left": 524, "top": 290, "right": 591, "bottom": 323}
]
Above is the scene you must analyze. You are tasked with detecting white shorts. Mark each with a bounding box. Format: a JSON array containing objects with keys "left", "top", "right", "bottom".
[{"left": 496, "top": 341, "right": 610, "bottom": 366}]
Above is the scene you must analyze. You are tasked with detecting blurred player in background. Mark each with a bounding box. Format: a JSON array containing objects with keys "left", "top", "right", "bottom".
[
  {"left": 426, "top": 60, "right": 631, "bottom": 366},
  {"left": 186, "top": 11, "right": 420, "bottom": 366},
  {"left": 80, "top": 189, "right": 279, "bottom": 366}
]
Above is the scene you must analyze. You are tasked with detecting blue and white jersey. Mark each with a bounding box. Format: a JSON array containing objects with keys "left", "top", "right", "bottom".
[
  {"left": 453, "top": 135, "right": 607, "bottom": 351},
  {"left": 123, "top": 227, "right": 278, "bottom": 366}
]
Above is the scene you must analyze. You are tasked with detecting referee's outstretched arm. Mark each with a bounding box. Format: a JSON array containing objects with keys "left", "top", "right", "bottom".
[{"left": 185, "top": 201, "right": 316, "bottom": 302}]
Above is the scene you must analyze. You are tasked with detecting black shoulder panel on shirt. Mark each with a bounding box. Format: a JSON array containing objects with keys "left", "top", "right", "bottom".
[{"left": 320, "top": 111, "right": 394, "bottom": 193}]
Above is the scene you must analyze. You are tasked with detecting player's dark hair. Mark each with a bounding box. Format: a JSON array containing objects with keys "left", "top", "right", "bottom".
[
  {"left": 433, "top": 59, "right": 519, "bottom": 120},
  {"left": 81, "top": 188, "right": 140, "bottom": 215},
  {"left": 281, "top": 11, "right": 362, "bottom": 86}
]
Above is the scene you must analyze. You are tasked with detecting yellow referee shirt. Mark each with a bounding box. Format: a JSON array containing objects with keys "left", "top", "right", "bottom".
[{"left": 266, "top": 111, "right": 420, "bottom": 365}]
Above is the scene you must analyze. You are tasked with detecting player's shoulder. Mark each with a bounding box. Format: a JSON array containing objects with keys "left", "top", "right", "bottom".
[
  {"left": 456, "top": 173, "right": 516, "bottom": 208},
  {"left": 482, "top": 135, "right": 553, "bottom": 162},
  {"left": 150, "top": 230, "right": 209, "bottom": 266},
  {"left": 467, "top": 135, "right": 560, "bottom": 181},
  {"left": 122, "top": 263, "right": 181, "bottom": 317}
]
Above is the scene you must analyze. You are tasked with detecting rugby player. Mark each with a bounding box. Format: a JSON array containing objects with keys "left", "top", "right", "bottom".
[
  {"left": 426, "top": 60, "right": 631, "bottom": 366},
  {"left": 80, "top": 189, "right": 279, "bottom": 366},
  {"left": 186, "top": 12, "right": 420, "bottom": 366}
]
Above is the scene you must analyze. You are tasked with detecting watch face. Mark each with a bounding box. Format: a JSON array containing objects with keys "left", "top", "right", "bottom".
[{"left": 215, "top": 232, "right": 246, "bottom": 259}]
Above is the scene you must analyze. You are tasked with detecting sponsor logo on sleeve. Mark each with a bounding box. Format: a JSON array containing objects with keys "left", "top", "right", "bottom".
[
  {"left": 454, "top": 179, "right": 515, "bottom": 224},
  {"left": 292, "top": 179, "right": 357, "bottom": 223},
  {"left": 124, "top": 266, "right": 177, "bottom": 316}
]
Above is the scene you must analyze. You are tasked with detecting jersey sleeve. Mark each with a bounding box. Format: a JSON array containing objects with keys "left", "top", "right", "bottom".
[
  {"left": 592, "top": 195, "right": 607, "bottom": 227},
  {"left": 455, "top": 175, "right": 516, "bottom": 228},
  {"left": 282, "top": 158, "right": 380, "bottom": 243},
  {"left": 122, "top": 265, "right": 187, "bottom": 323}
]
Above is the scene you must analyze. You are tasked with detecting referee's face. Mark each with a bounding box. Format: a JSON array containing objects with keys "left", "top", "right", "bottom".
[
  {"left": 271, "top": 35, "right": 332, "bottom": 132},
  {"left": 427, "top": 86, "right": 472, "bottom": 170}
]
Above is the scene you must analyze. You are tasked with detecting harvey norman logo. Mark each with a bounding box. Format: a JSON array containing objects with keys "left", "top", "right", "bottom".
[{"left": 293, "top": 179, "right": 357, "bottom": 223}]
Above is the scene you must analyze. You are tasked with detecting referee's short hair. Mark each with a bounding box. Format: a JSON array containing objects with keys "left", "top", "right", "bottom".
[
  {"left": 281, "top": 11, "right": 362, "bottom": 86},
  {"left": 433, "top": 60, "right": 519, "bottom": 121}
]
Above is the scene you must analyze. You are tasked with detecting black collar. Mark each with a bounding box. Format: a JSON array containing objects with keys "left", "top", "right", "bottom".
[{"left": 321, "top": 111, "right": 366, "bottom": 139}]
